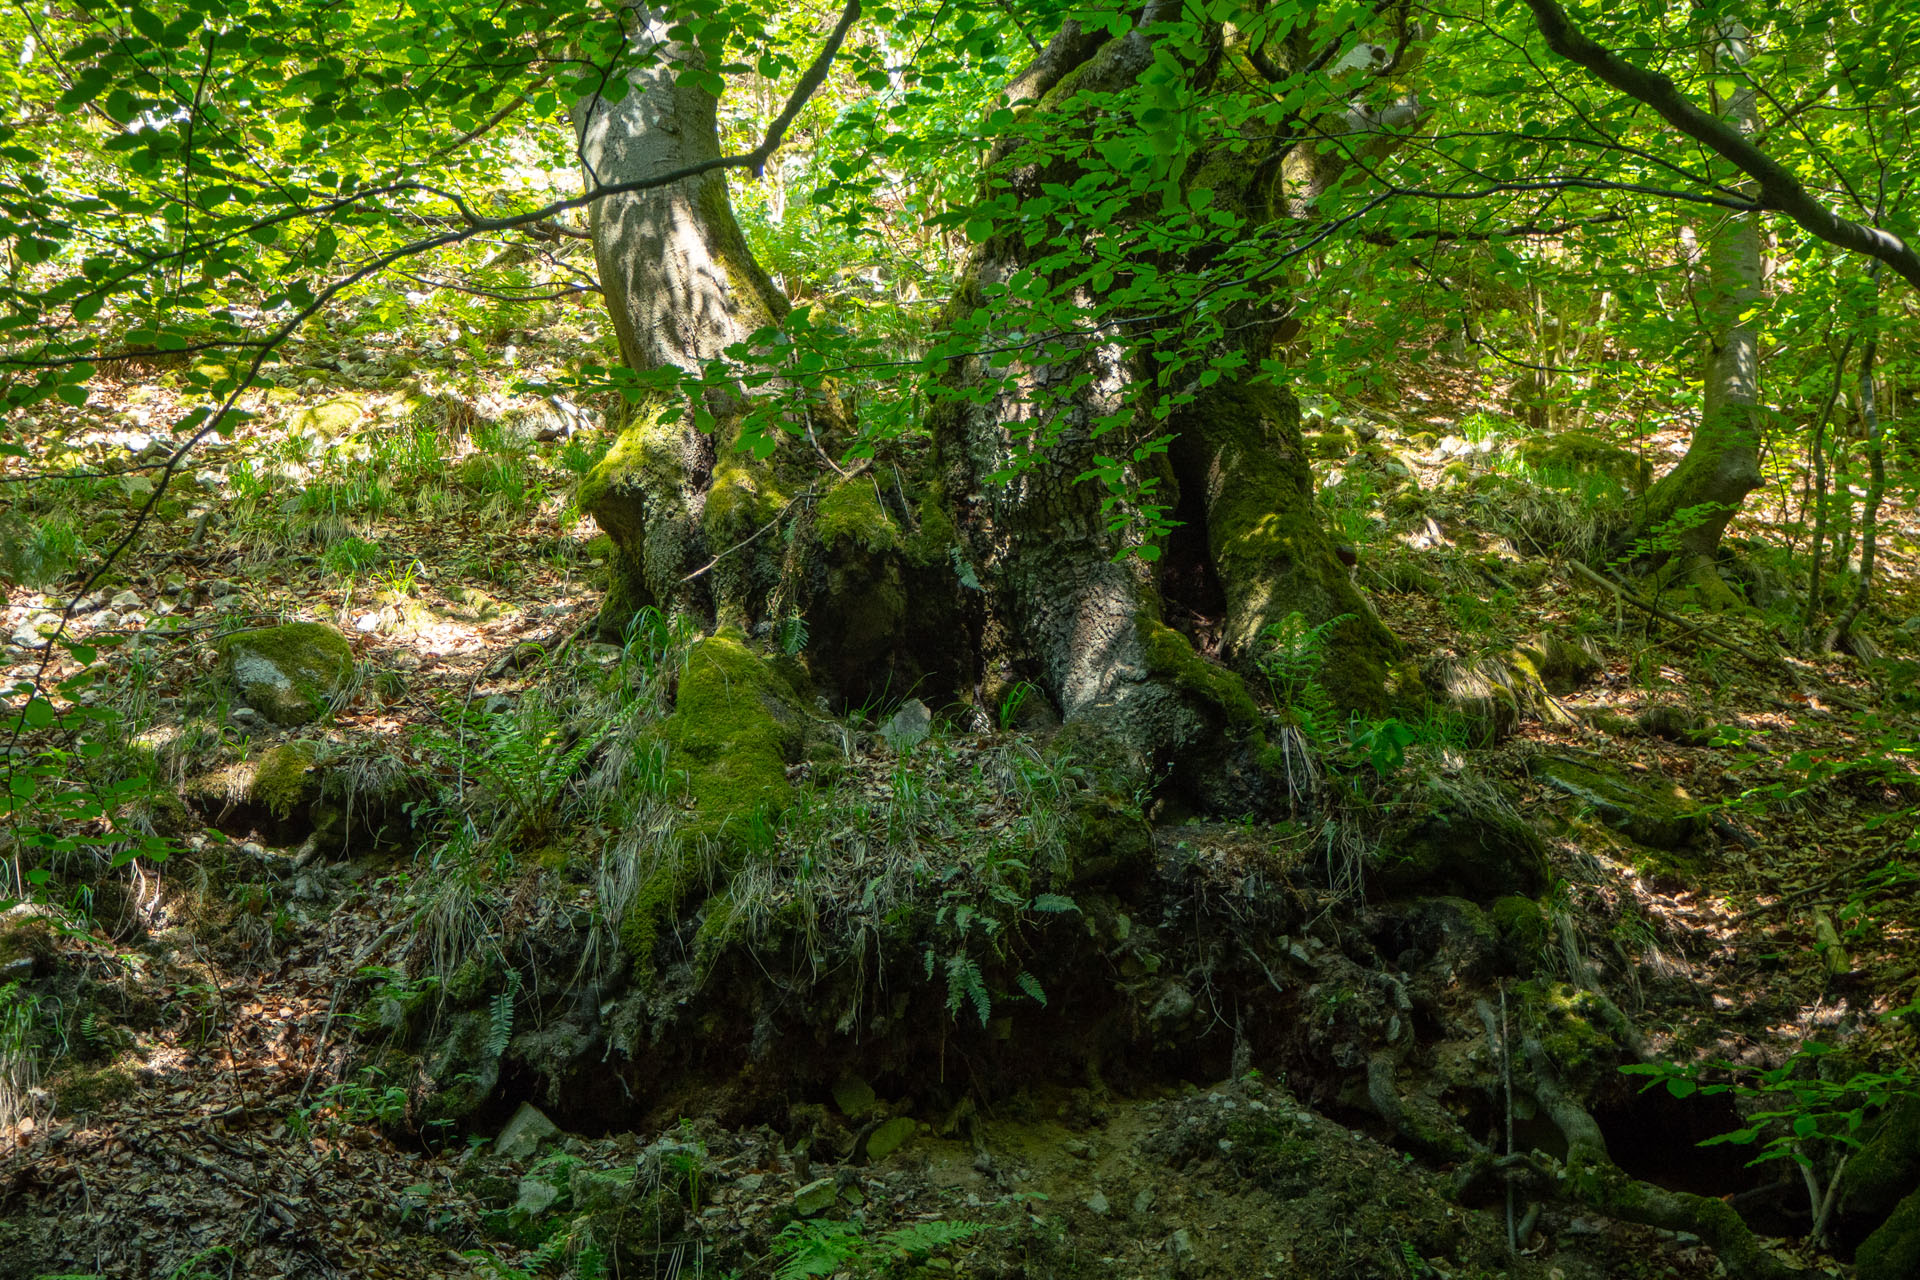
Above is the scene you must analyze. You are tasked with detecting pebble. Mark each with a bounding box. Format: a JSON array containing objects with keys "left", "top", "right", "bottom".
[
  {"left": 1084, "top": 1191, "right": 1110, "bottom": 1216},
  {"left": 110, "top": 590, "right": 142, "bottom": 609}
]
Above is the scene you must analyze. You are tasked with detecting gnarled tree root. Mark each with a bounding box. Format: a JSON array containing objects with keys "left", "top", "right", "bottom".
[{"left": 1525, "top": 1039, "right": 1809, "bottom": 1280}]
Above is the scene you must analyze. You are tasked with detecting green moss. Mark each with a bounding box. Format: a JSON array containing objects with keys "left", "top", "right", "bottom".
[
  {"left": 216, "top": 622, "right": 354, "bottom": 727},
  {"left": 905, "top": 492, "right": 959, "bottom": 566},
  {"left": 250, "top": 741, "right": 323, "bottom": 820},
  {"left": 1513, "top": 431, "right": 1652, "bottom": 493},
  {"left": 53, "top": 1063, "right": 138, "bottom": 1114},
  {"left": 1842, "top": 1098, "right": 1920, "bottom": 1220},
  {"left": 621, "top": 632, "right": 804, "bottom": 971},
  {"left": 577, "top": 412, "right": 685, "bottom": 544},
  {"left": 1488, "top": 895, "right": 1548, "bottom": 957},
  {"left": 1859, "top": 1186, "right": 1920, "bottom": 1280},
  {"left": 288, "top": 397, "right": 367, "bottom": 438},
  {"left": 815, "top": 477, "right": 898, "bottom": 553}
]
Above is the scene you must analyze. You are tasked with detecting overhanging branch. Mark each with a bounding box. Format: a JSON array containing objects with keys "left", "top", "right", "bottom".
[{"left": 1523, "top": 0, "right": 1920, "bottom": 290}]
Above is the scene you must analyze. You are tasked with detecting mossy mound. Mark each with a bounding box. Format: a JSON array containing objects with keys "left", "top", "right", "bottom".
[
  {"left": 1858, "top": 1185, "right": 1920, "bottom": 1280},
  {"left": 1842, "top": 1097, "right": 1920, "bottom": 1223},
  {"left": 1530, "top": 756, "right": 1707, "bottom": 851},
  {"left": 186, "top": 741, "right": 424, "bottom": 854},
  {"left": 1512, "top": 431, "right": 1652, "bottom": 493},
  {"left": 621, "top": 632, "right": 807, "bottom": 969},
  {"left": 287, "top": 397, "right": 369, "bottom": 438},
  {"left": 1373, "top": 778, "right": 1551, "bottom": 901},
  {"left": 1510, "top": 634, "right": 1601, "bottom": 695},
  {"left": 216, "top": 622, "right": 354, "bottom": 726}
]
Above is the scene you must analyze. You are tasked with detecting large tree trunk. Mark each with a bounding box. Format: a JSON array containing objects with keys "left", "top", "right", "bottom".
[
  {"left": 935, "top": 19, "right": 1405, "bottom": 803},
  {"left": 1625, "top": 20, "right": 1765, "bottom": 602}
]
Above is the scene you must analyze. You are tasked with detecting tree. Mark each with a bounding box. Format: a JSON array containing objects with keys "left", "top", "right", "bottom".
[{"left": 577, "top": 3, "right": 1426, "bottom": 810}]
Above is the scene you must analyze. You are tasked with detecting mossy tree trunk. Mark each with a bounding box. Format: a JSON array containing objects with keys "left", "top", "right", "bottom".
[
  {"left": 573, "top": 1, "right": 794, "bottom": 630},
  {"left": 935, "top": 20, "right": 1406, "bottom": 799},
  {"left": 1623, "top": 20, "right": 1765, "bottom": 602}
]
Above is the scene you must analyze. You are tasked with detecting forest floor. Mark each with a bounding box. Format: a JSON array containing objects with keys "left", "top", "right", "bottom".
[{"left": 2, "top": 322, "right": 1918, "bottom": 1280}]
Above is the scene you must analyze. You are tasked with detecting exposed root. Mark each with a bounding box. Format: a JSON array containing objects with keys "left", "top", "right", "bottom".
[{"left": 1525, "top": 1038, "right": 1810, "bottom": 1280}]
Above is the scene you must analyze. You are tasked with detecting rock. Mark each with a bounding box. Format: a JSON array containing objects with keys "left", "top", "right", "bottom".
[
  {"left": 494, "top": 1102, "right": 560, "bottom": 1161},
  {"left": 228, "top": 707, "right": 267, "bottom": 733},
  {"left": 512, "top": 1176, "right": 561, "bottom": 1215},
  {"left": 216, "top": 622, "right": 354, "bottom": 726},
  {"left": 1636, "top": 704, "right": 1714, "bottom": 747},
  {"left": 1133, "top": 1186, "right": 1157, "bottom": 1216},
  {"left": 109, "top": 589, "right": 142, "bottom": 609},
  {"left": 1841, "top": 1098, "right": 1920, "bottom": 1224},
  {"left": 1529, "top": 756, "right": 1708, "bottom": 850},
  {"left": 1373, "top": 779, "right": 1550, "bottom": 901},
  {"left": 1168, "top": 1227, "right": 1199, "bottom": 1272},
  {"left": 864, "top": 1116, "right": 916, "bottom": 1162},
  {"left": 288, "top": 398, "right": 367, "bottom": 438},
  {"left": 1857, "top": 1185, "right": 1920, "bottom": 1280},
  {"left": 1511, "top": 430, "right": 1653, "bottom": 493},
  {"left": 880, "top": 698, "right": 932, "bottom": 751},
  {"left": 10, "top": 615, "right": 59, "bottom": 649},
  {"left": 1084, "top": 1190, "right": 1111, "bottom": 1216},
  {"left": 1510, "top": 634, "right": 1600, "bottom": 695},
  {"left": 832, "top": 1076, "right": 877, "bottom": 1119},
  {"left": 793, "top": 1176, "right": 838, "bottom": 1217},
  {"left": 1149, "top": 983, "right": 1196, "bottom": 1026}
]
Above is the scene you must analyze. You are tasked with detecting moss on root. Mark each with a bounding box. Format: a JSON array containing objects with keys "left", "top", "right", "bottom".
[
  {"left": 621, "top": 631, "right": 804, "bottom": 972},
  {"left": 1136, "top": 613, "right": 1262, "bottom": 734}
]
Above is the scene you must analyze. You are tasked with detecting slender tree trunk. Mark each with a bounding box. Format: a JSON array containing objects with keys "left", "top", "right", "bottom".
[
  {"left": 1826, "top": 266, "right": 1884, "bottom": 651},
  {"left": 1800, "top": 335, "right": 1853, "bottom": 638},
  {"left": 1626, "top": 21, "right": 1765, "bottom": 600},
  {"left": 573, "top": 3, "right": 795, "bottom": 631}
]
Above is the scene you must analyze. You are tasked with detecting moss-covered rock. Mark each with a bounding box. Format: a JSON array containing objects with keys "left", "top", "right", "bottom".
[
  {"left": 1858, "top": 1185, "right": 1920, "bottom": 1280},
  {"left": 1510, "top": 634, "right": 1600, "bottom": 695},
  {"left": 216, "top": 622, "right": 354, "bottom": 726},
  {"left": 1373, "top": 779, "right": 1550, "bottom": 901},
  {"left": 814, "top": 476, "right": 898, "bottom": 553},
  {"left": 1488, "top": 895, "right": 1549, "bottom": 970},
  {"left": 185, "top": 741, "right": 424, "bottom": 854},
  {"left": 1529, "top": 756, "right": 1708, "bottom": 851},
  {"left": 1513, "top": 431, "right": 1652, "bottom": 493},
  {"left": 1842, "top": 1097, "right": 1920, "bottom": 1223},
  {"left": 288, "top": 397, "right": 369, "bottom": 438}
]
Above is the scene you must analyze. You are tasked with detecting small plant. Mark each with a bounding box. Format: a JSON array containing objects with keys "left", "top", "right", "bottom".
[
  {"left": 770, "top": 1217, "right": 990, "bottom": 1279},
  {"left": 1622, "top": 1043, "right": 1917, "bottom": 1168},
  {"left": 322, "top": 535, "right": 383, "bottom": 578}
]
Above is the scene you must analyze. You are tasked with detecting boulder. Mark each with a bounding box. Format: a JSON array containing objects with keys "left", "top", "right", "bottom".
[
  {"left": 216, "top": 622, "right": 354, "bottom": 726},
  {"left": 494, "top": 1101, "right": 561, "bottom": 1162},
  {"left": 1858, "top": 1185, "right": 1920, "bottom": 1280},
  {"left": 1511, "top": 430, "right": 1652, "bottom": 493}
]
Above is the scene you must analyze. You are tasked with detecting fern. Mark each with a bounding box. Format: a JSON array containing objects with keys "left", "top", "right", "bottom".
[
  {"left": 486, "top": 974, "right": 519, "bottom": 1058},
  {"left": 879, "top": 1219, "right": 990, "bottom": 1258},
  {"left": 1016, "top": 970, "right": 1046, "bottom": 1007},
  {"left": 772, "top": 1219, "right": 863, "bottom": 1280},
  {"left": 944, "top": 953, "right": 991, "bottom": 1027}
]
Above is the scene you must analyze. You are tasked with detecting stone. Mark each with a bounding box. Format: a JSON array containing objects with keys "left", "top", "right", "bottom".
[
  {"left": 1530, "top": 756, "right": 1708, "bottom": 850},
  {"left": 493, "top": 1102, "right": 560, "bottom": 1161},
  {"left": 216, "top": 622, "right": 354, "bottom": 726},
  {"left": 880, "top": 699, "right": 932, "bottom": 751},
  {"left": 1512, "top": 430, "right": 1653, "bottom": 493},
  {"left": 1149, "top": 983, "right": 1196, "bottom": 1025},
  {"left": 1168, "top": 1227, "right": 1199, "bottom": 1272},
  {"left": 1840, "top": 1097, "right": 1920, "bottom": 1223},
  {"left": 864, "top": 1116, "right": 916, "bottom": 1162},
  {"left": 1133, "top": 1186, "right": 1157, "bottom": 1216},
  {"left": 832, "top": 1076, "right": 877, "bottom": 1119},
  {"left": 513, "top": 1176, "right": 561, "bottom": 1215},
  {"left": 1084, "top": 1191, "right": 1111, "bottom": 1216},
  {"left": 793, "top": 1176, "right": 838, "bottom": 1217},
  {"left": 109, "top": 590, "right": 142, "bottom": 609}
]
